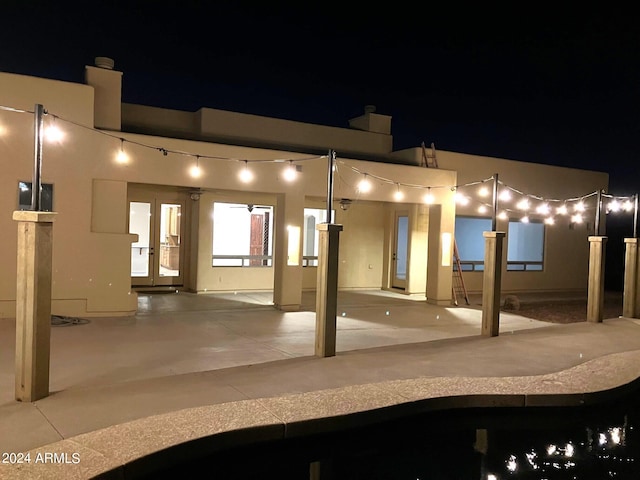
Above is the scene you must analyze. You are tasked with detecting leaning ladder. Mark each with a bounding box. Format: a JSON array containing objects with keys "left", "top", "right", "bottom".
[{"left": 452, "top": 239, "right": 470, "bottom": 306}]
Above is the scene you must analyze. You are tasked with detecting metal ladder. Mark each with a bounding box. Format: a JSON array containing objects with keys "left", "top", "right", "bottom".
[{"left": 452, "top": 239, "right": 470, "bottom": 306}]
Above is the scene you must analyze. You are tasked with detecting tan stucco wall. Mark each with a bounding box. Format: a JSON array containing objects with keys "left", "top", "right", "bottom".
[
  {"left": 393, "top": 147, "right": 609, "bottom": 294},
  {"left": 1, "top": 67, "right": 608, "bottom": 317}
]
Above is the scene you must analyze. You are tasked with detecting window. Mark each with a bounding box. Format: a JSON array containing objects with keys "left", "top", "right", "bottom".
[
  {"left": 507, "top": 221, "right": 544, "bottom": 271},
  {"left": 302, "top": 208, "right": 333, "bottom": 266},
  {"left": 212, "top": 203, "right": 273, "bottom": 267},
  {"left": 454, "top": 216, "right": 491, "bottom": 271},
  {"left": 18, "top": 181, "right": 54, "bottom": 211}
]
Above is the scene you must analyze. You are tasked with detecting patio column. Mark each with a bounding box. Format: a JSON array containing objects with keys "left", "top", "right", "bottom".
[
  {"left": 482, "top": 231, "right": 506, "bottom": 337},
  {"left": 623, "top": 238, "right": 640, "bottom": 318},
  {"left": 273, "top": 191, "right": 304, "bottom": 311},
  {"left": 13, "top": 210, "right": 56, "bottom": 402},
  {"left": 587, "top": 236, "right": 607, "bottom": 322},
  {"left": 426, "top": 202, "right": 455, "bottom": 305},
  {"left": 315, "top": 223, "right": 343, "bottom": 357}
]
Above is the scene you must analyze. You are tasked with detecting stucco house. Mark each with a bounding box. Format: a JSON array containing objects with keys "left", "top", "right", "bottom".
[{"left": 0, "top": 58, "right": 609, "bottom": 318}]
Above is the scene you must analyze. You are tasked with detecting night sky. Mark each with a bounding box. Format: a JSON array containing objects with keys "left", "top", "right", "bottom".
[{"left": 2, "top": 3, "right": 639, "bottom": 194}]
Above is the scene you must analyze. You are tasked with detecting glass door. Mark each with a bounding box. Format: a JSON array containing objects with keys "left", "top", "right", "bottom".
[
  {"left": 392, "top": 213, "right": 409, "bottom": 290},
  {"left": 129, "top": 196, "right": 185, "bottom": 287}
]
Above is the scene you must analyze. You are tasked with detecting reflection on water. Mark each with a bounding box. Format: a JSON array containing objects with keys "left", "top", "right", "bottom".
[{"left": 152, "top": 384, "right": 640, "bottom": 479}]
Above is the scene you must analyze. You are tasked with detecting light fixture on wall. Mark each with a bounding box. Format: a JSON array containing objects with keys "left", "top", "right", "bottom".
[
  {"left": 339, "top": 198, "right": 352, "bottom": 211},
  {"left": 190, "top": 190, "right": 202, "bottom": 201}
]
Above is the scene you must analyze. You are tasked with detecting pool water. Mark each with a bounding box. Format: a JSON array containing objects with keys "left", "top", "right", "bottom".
[{"left": 151, "top": 383, "right": 640, "bottom": 479}]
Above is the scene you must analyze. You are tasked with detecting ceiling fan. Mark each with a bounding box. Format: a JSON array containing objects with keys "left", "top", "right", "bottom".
[{"left": 231, "top": 204, "right": 273, "bottom": 212}]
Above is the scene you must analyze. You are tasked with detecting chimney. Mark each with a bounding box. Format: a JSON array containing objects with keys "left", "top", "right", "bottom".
[
  {"left": 84, "top": 57, "right": 122, "bottom": 130},
  {"left": 348, "top": 105, "right": 392, "bottom": 135}
]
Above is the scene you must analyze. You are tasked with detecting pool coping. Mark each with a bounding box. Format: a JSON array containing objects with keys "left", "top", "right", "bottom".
[{"left": 3, "top": 349, "right": 640, "bottom": 479}]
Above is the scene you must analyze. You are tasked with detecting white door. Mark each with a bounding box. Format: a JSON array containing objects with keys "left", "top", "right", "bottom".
[
  {"left": 392, "top": 213, "right": 409, "bottom": 289},
  {"left": 129, "top": 192, "right": 186, "bottom": 287}
]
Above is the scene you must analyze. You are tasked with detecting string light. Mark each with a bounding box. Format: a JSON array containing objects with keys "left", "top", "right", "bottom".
[
  {"left": 3, "top": 102, "right": 638, "bottom": 233},
  {"left": 499, "top": 190, "right": 512, "bottom": 201},
  {"left": 454, "top": 192, "right": 469, "bottom": 205},
  {"left": 357, "top": 174, "right": 372, "bottom": 193},
  {"left": 239, "top": 160, "right": 253, "bottom": 183},
  {"left": 516, "top": 198, "right": 530, "bottom": 211},
  {"left": 282, "top": 161, "right": 297, "bottom": 182},
  {"left": 44, "top": 116, "right": 64, "bottom": 143},
  {"left": 521, "top": 215, "right": 530, "bottom": 223},
  {"left": 498, "top": 211, "right": 509, "bottom": 220},
  {"left": 424, "top": 187, "right": 435, "bottom": 204},
  {"left": 393, "top": 183, "right": 404, "bottom": 201},
  {"left": 189, "top": 155, "right": 202, "bottom": 178},
  {"left": 116, "top": 138, "right": 128, "bottom": 164},
  {"left": 545, "top": 217, "right": 555, "bottom": 225}
]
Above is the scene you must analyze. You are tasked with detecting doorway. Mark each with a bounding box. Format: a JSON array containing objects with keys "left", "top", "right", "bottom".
[
  {"left": 128, "top": 187, "right": 188, "bottom": 287},
  {"left": 392, "top": 212, "right": 409, "bottom": 290}
]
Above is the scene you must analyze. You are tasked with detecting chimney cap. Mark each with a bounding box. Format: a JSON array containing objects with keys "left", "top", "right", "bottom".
[{"left": 94, "top": 57, "right": 115, "bottom": 70}]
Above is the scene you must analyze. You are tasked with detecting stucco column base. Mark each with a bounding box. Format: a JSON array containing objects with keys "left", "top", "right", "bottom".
[
  {"left": 623, "top": 238, "right": 640, "bottom": 318},
  {"left": 315, "top": 224, "right": 343, "bottom": 358},
  {"left": 481, "top": 231, "right": 506, "bottom": 337},
  {"left": 13, "top": 211, "right": 57, "bottom": 402},
  {"left": 587, "top": 236, "right": 607, "bottom": 323}
]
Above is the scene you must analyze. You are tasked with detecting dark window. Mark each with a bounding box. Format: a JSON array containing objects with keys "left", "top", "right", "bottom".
[{"left": 18, "top": 181, "right": 54, "bottom": 211}]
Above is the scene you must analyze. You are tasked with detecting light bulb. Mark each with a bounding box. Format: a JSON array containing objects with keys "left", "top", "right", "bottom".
[
  {"left": 557, "top": 204, "right": 568, "bottom": 215},
  {"left": 424, "top": 192, "right": 435, "bottom": 204},
  {"left": 478, "top": 205, "right": 488, "bottom": 214},
  {"left": 282, "top": 162, "right": 297, "bottom": 182},
  {"left": 521, "top": 215, "right": 530, "bottom": 223},
  {"left": 189, "top": 164, "right": 202, "bottom": 178},
  {"left": 574, "top": 201, "right": 585, "bottom": 212},
  {"left": 239, "top": 162, "right": 253, "bottom": 183},
  {"left": 545, "top": 217, "right": 555, "bottom": 225},
  {"left": 115, "top": 140, "right": 128, "bottom": 164},
  {"left": 44, "top": 124, "right": 64, "bottom": 143},
  {"left": 357, "top": 175, "right": 371, "bottom": 193},
  {"left": 393, "top": 188, "right": 404, "bottom": 201},
  {"left": 499, "top": 190, "right": 512, "bottom": 201},
  {"left": 516, "top": 199, "right": 530, "bottom": 210},
  {"left": 498, "top": 211, "right": 509, "bottom": 220},
  {"left": 455, "top": 192, "right": 469, "bottom": 205},
  {"left": 478, "top": 186, "right": 489, "bottom": 197}
]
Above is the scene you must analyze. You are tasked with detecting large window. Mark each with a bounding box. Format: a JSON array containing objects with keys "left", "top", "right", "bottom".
[
  {"left": 507, "top": 221, "right": 544, "bottom": 271},
  {"left": 212, "top": 203, "right": 273, "bottom": 267},
  {"left": 454, "top": 216, "right": 491, "bottom": 271}
]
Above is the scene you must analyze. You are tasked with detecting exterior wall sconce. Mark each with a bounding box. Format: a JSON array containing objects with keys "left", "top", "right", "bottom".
[{"left": 339, "top": 198, "right": 352, "bottom": 211}]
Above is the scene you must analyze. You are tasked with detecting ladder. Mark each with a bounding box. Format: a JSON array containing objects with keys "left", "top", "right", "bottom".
[
  {"left": 421, "top": 142, "right": 438, "bottom": 168},
  {"left": 452, "top": 239, "right": 470, "bottom": 306}
]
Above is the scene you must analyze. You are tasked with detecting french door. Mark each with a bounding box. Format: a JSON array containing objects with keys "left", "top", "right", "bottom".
[
  {"left": 129, "top": 191, "right": 186, "bottom": 287},
  {"left": 392, "top": 212, "right": 409, "bottom": 289}
]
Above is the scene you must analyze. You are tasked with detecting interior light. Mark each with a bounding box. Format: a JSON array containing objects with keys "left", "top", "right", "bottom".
[
  {"left": 239, "top": 160, "right": 253, "bottom": 183},
  {"left": 357, "top": 174, "right": 372, "bottom": 193}
]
